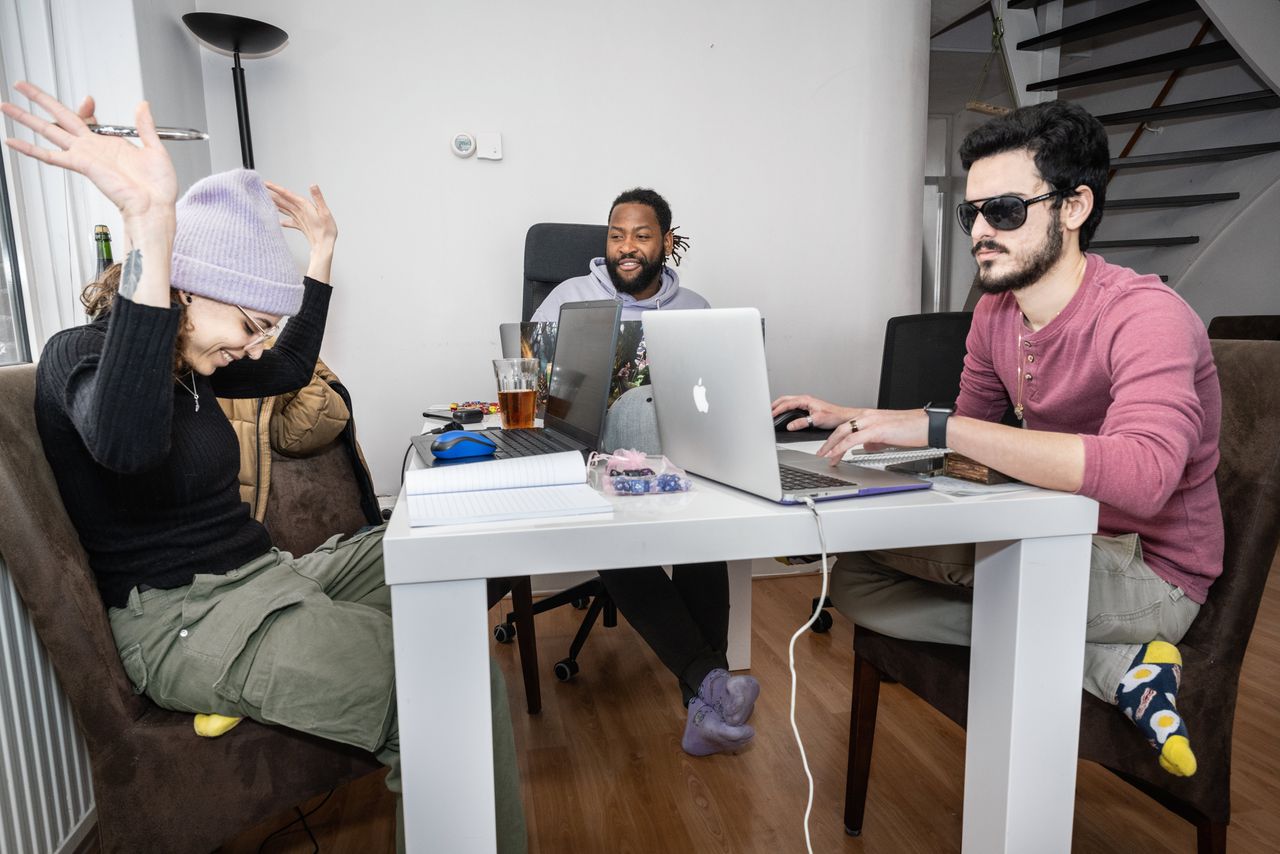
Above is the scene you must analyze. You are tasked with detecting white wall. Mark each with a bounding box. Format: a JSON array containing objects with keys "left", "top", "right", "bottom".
[
  {"left": 194, "top": 0, "right": 931, "bottom": 493},
  {"left": 132, "top": 0, "right": 213, "bottom": 193}
]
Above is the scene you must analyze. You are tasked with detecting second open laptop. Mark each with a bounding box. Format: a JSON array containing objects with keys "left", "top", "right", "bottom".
[
  {"left": 414, "top": 300, "right": 621, "bottom": 466},
  {"left": 642, "top": 307, "right": 932, "bottom": 503}
]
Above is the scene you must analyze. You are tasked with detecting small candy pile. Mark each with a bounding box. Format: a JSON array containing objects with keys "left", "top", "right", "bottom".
[{"left": 451, "top": 401, "right": 500, "bottom": 414}]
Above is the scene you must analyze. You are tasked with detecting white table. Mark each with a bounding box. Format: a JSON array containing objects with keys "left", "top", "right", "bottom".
[{"left": 383, "top": 465, "right": 1097, "bottom": 853}]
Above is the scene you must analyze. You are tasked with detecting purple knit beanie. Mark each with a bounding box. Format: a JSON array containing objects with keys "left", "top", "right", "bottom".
[{"left": 170, "top": 169, "right": 304, "bottom": 316}]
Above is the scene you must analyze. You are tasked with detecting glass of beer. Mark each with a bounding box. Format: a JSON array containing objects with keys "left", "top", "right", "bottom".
[{"left": 492, "top": 358, "right": 538, "bottom": 429}]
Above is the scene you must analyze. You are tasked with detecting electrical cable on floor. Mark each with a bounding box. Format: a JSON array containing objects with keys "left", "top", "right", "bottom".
[
  {"left": 257, "top": 789, "right": 334, "bottom": 853},
  {"left": 788, "top": 495, "right": 830, "bottom": 854}
]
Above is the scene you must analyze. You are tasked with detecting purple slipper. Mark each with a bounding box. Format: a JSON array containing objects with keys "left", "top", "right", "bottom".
[
  {"left": 698, "top": 668, "right": 761, "bottom": 727},
  {"left": 682, "top": 696, "right": 755, "bottom": 756}
]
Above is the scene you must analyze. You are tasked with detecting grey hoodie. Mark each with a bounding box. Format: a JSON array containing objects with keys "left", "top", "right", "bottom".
[{"left": 530, "top": 257, "right": 709, "bottom": 322}]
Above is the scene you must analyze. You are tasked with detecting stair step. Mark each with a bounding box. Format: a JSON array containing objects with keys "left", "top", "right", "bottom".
[
  {"left": 1111, "top": 141, "right": 1280, "bottom": 168},
  {"left": 1028, "top": 41, "right": 1238, "bottom": 92},
  {"left": 1097, "top": 90, "right": 1280, "bottom": 125},
  {"left": 1017, "top": 0, "right": 1199, "bottom": 51},
  {"left": 1090, "top": 237, "right": 1199, "bottom": 249},
  {"left": 1107, "top": 193, "right": 1241, "bottom": 209}
]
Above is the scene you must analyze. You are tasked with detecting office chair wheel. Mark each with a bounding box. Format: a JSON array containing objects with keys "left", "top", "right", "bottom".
[
  {"left": 493, "top": 622, "right": 516, "bottom": 644},
  {"left": 571, "top": 597, "right": 590, "bottom": 610},
  {"left": 553, "top": 658, "right": 579, "bottom": 682},
  {"left": 810, "top": 610, "right": 834, "bottom": 633}
]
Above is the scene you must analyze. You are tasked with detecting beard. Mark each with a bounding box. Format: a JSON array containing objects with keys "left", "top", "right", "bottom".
[
  {"left": 971, "top": 209, "right": 1064, "bottom": 295},
  {"left": 606, "top": 253, "right": 665, "bottom": 296}
]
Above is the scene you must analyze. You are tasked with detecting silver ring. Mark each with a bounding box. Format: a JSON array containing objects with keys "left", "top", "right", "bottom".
[{"left": 805, "top": 414, "right": 814, "bottom": 427}]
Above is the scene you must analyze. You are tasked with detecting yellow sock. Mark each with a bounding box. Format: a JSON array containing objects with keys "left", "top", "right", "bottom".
[
  {"left": 1116, "top": 641, "right": 1196, "bottom": 776},
  {"left": 1143, "top": 640, "right": 1182, "bottom": 666},
  {"left": 1159, "top": 734, "right": 1197, "bottom": 777},
  {"left": 193, "top": 713, "right": 243, "bottom": 738}
]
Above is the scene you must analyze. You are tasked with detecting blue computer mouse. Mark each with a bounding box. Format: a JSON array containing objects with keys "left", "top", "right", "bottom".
[{"left": 430, "top": 431, "right": 498, "bottom": 459}]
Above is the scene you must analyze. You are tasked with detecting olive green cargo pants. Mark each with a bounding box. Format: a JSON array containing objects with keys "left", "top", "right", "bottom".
[{"left": 108, "top": 526, "right": 526, "bottom": 853}]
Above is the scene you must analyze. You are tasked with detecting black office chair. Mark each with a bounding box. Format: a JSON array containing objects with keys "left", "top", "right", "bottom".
[
  {"left": 492, "top": 222, "right": 621, "bottom": 712},
  {"left": 876, "top": 312, "right": 973, "bottom": 409},
  {"left": 521, "top": 223, "right": 608, "bottom": 322}
]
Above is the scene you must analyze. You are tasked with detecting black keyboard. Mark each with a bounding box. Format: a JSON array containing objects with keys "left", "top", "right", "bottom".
[
  {"left": 778, "top": 464, "right": 854, "bottom": 491},
  {"left": 486, "top": 428, "right": 582, "bottom": 459}
]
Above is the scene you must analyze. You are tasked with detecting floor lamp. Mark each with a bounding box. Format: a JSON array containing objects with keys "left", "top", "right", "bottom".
[{"left": 182, "top": 12, "right": 288, "bottom": 169}]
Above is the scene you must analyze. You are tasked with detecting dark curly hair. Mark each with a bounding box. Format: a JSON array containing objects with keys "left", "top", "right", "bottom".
[
  {"left": 959, "top": 100, "right": 1110, "bottom": 251},
  {"left": 608, "top": 187, "right": 691, "bottom": 265}
]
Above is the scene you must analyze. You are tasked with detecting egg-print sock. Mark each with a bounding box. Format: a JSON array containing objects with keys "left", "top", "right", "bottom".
[{"left": 1115, "top": 641, "right": 1196, "bottom": 777}]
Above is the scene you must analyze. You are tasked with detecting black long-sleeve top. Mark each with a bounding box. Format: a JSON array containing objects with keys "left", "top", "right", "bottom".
[{"left": 35, "top": 278, "right": 332, "bottom": 608}]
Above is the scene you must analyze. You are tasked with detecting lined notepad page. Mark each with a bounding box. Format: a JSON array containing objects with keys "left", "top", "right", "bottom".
[
  {"left": 405, "top": 451, "right": 586, "bottom": 495},
  {"left": 408, "top": 484, "right": 612, "bottom": 527}
]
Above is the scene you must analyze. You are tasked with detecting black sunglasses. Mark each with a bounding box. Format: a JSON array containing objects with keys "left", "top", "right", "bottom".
[{"left": 956, "top": 189, "right": 1068, "bottom": 234}]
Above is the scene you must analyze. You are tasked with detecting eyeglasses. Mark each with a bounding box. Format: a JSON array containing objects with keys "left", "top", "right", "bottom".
[
  {"left": 956, "top": 189, "right": 1067, "bottom": 235},
  {"left": 236, "top": 305, "right": 280, "bottom": 349}
]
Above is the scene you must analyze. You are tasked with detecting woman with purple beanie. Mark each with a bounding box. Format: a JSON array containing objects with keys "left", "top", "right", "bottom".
[{"left": 1, "top": 81, "right": 525, "bottom": 853}]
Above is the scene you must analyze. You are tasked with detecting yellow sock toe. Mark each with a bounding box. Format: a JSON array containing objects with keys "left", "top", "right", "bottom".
[
  {"left": 1158, "top": 734, "right": 1197, "bottom": 777},
  {"left": 1143, "top": 640, "right": 1182, "bottom": 666},
  {"left": 194, "top": 713, "right": 243, "bottom": 738}
]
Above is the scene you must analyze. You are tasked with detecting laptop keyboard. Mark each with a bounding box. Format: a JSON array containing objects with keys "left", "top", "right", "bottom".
[
  {"left": 487, "top": 428, "right": 582, "bottom": 459},
  {"left": 778, "top": 464, "right": 854, "bottom": 491}
]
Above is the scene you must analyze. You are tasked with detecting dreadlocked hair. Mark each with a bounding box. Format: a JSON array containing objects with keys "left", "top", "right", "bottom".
[
  {"left": 609, "top": 186, "right": 692, "bottom": 266},
  {"left": 80, "top": 262, "right": 193, "bottom": 375}
]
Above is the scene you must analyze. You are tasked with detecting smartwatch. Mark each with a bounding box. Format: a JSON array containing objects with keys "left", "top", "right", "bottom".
[{"left": 925, "top": 405, "right": 953, "bottom": 449}]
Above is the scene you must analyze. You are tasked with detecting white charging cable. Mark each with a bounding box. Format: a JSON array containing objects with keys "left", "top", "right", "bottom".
[{"left": 789, "top": 496, "right": 830, "bottom": 854}]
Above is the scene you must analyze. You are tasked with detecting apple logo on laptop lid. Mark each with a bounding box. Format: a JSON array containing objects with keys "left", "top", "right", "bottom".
[{"left": 693, "top": 378, "right": 710, "bottom": 413}]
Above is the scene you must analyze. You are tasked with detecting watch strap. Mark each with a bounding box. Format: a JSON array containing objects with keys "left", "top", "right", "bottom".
[{"left": 926, "top": 407, "right": 952, "bottom": 449}]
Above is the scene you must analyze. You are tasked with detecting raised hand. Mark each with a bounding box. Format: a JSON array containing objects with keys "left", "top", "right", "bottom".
[
  {"left": 1, "top": 82, "right": 177, "bottom": 235},
  {"left": 264, "top": 181, "right": 336, "bottom": 283}
]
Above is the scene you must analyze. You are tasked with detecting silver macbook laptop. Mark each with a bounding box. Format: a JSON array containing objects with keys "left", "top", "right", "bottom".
[
  {"left": 642, "top": 307, "right": 932, "bottom": 503},
  {"left": 414, "top": 300, "right": 620, "bottom": 466}
]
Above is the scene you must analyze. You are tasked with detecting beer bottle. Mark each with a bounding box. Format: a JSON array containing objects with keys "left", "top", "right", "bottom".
[{"left": 94, "top": 225, "right": 113, "bottom": 273}]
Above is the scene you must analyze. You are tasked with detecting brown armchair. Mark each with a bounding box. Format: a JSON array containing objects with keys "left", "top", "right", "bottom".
[
  {"left": 842, "top": 339, "right": 1280, "bottom": 853},
  {"left": 0, "top": 364, "right": 380, "bottom": 854}
]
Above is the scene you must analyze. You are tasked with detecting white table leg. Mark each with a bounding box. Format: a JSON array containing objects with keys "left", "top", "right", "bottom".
[
  {"left": 392, "top": 578, "right": 496, "bottom": 853},
  {"left": 963, "top": 534, "right": 1092, "bottom": 854},
  {"left": 726, "top": 559, "right": 753, "bottom": 671}
]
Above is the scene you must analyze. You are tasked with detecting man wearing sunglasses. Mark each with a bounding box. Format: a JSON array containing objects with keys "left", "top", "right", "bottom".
[{"left": 773, "top": 100, "right": 1221, "bottom": 779}]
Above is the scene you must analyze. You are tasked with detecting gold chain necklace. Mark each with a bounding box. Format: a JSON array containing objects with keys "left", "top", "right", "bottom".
[{"left": 176, "top": 370, "right": 200, "bottom": 412}]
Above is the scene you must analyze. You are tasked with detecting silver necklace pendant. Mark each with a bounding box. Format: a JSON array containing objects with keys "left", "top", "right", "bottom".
[{"left": 177, "top": 371, "right": 200, "bottom": 412}]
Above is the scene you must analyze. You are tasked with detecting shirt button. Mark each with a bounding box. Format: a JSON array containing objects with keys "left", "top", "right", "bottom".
[
  {"left": 1025, "top": 373, "right": 1033, "bottom": 381},
  {"left": 179, "top": 629, "right": 189, "bottom": 638},
  {"left": 1027, "top": 355, "right": 1035, "bottom": 363}
]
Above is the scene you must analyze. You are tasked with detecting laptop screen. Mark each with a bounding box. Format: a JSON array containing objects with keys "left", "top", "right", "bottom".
[{"left": 544, "top": 300, "right": 621, "bottom": 448}]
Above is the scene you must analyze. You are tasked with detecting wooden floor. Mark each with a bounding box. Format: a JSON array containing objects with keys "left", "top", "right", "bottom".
[{"left": 220, "top": 557, "right": 1280, "bottom": 853}]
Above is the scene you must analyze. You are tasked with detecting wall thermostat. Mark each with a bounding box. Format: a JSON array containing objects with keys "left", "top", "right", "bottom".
[{"left": 451, "top": 132, "right": 476, "bottom": 158}]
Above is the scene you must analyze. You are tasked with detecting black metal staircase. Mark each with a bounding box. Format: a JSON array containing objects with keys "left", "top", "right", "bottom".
[{"left": 1007, "top": 0, "right": 1280, "bottom": 283}]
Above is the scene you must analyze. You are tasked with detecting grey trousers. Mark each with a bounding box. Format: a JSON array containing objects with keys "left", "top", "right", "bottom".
[
  {"left": 107, "top": 526, "right": 527, "bottom": 853},
  {"left": 829, "top": 533, "right": 1201, "bottom": 702}
]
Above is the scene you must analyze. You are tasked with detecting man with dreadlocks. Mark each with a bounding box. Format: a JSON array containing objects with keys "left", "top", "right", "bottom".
[
  {"left": 531, "top": 187, "right": 706, "bottom": 321},
  {"left": 533, "top": 188, "right": 759, "bottom": 756}
]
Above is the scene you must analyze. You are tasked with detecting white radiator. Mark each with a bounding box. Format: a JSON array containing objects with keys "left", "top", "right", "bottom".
[{"left": 0, "top": 560, "right": 95, "bottom": 854}]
